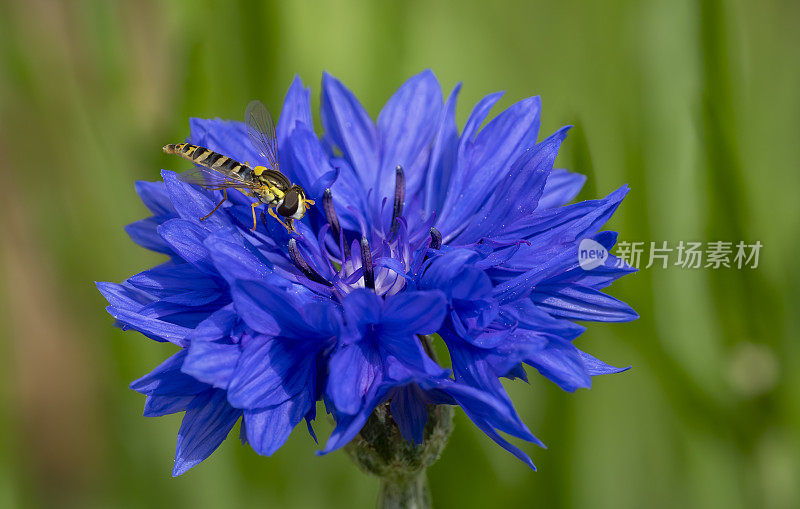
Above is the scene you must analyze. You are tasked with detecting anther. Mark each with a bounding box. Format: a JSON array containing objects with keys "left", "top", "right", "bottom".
[
  {"left": 323, "top": 188, "right": 350, "bottom": 258},
  {"left": 288, "top": 239, "right": 333, "bottom": 286},
  {"left": 389, "top": 165, "right": 405, "bottom": 238},
  {"left": 360, "top": 237, "right": 375, "bottom": 289},
  {"left": 323, "top": 189, "right": 340, "bottom": 239},
  {"left": 429, "top": 227, "right": 442, "bottom": 250}
]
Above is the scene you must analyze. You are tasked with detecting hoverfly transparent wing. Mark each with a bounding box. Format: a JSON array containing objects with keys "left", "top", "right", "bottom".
[
  {"left": 177, "top": 166, "right": 261, "bottom": 191},
  {"left": 245, "top": 100, "right": 281, "bottom": 173}
]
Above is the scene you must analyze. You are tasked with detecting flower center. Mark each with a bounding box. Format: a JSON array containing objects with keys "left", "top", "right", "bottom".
[{"left": 287, "top": 165, "right": 442, "bottom": 297}]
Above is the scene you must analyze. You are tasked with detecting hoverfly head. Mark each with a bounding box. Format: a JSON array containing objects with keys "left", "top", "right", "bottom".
[{"left": 277, "top": 185, "right": 309, "bottom": 220}]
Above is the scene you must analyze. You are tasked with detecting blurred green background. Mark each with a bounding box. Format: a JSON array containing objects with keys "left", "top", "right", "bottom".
[{"left": 1, "top": 0, "right": 798, "bottom": 507}]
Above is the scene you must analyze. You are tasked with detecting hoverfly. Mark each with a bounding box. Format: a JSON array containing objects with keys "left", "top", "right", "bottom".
[{"left": 163, "top": 100, "right": 313, "bottom": 233}]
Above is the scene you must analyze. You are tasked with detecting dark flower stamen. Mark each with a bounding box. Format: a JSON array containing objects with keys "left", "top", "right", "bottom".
[
  {"left": 323, "top": 188, "right": 350, "bottom": 258},
  {"left": 389, "top": 165, "right": 405, "bottom": 238},
  {"left": 288, "top": 238, "right": 333, "bottom": 286},
  {"left": 323, "top": 189, "right": 341, "bottom": 239},
  {"left": 360, "top": 236, "right": 375, "bottom": 289},
  {"left": 429, "top": 227, "right": 442, "bottom": 250}
]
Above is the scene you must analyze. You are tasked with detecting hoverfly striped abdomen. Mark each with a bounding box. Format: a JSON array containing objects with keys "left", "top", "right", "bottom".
[{"left": 163, "top": 143, "right": 252, "bottom": 179}]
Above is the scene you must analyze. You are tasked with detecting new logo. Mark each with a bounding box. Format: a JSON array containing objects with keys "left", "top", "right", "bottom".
[{"left": 578, "top": 238, "right": 608, "bottom": 270}]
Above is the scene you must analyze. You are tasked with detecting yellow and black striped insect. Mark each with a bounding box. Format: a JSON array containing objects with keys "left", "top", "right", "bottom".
[{"left": 163, "top": 100, "right": 313, "bottom": 233}]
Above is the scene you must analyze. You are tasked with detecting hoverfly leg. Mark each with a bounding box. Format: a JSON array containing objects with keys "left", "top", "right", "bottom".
[
  {"left": 268, "top": 207, "right": 292, "bottom": 233},
  {"left": 201, "top": 188, "right": 228, "bottom": 222},
  {"left": 250, "top": 202, "right": 260, "bottom": 231}
]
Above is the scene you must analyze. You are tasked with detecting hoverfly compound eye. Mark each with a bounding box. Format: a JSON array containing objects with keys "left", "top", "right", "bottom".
[{"left": 277, "top": 189, "right": 300, "bottom": 218}]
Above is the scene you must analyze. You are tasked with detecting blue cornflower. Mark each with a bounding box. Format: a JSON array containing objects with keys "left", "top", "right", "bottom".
[{"left": 98, "top": 70, "right": 636, "bottom": 475}]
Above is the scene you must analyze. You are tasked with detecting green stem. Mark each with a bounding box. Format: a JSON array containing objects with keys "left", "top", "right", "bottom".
[
  {"left": 378, "top": 472, "right": 431, "bottom": 509},
  {"left": 344, "top": 335, "right": 452, "bottom": 509}
]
